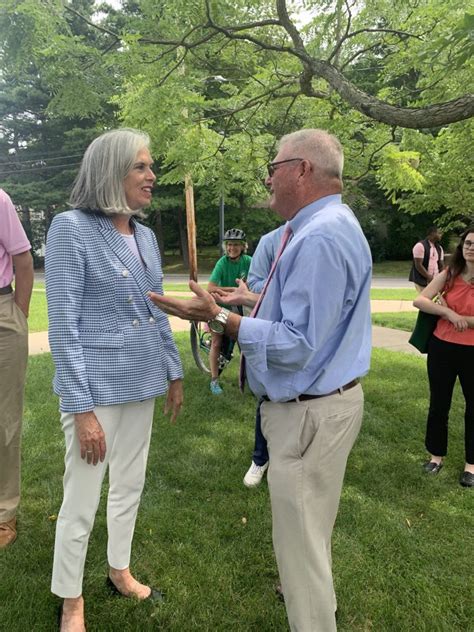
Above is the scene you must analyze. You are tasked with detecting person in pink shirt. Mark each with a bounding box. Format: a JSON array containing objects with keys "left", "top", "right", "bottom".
[
  {"left": 409, "top": 226, "right": 444, "bottom": 292},
  {"left": 0, "top": 188, "right": 34, "bottom": 548}
]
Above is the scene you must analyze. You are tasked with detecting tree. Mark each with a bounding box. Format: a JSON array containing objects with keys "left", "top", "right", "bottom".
[
  {"left": 1, "top": 0, "right": 472, "bottom": 247},
  {"left": 0, "top": 0, "right": 119, "bottom": 262},
  {"left": 102, "top": 0, "right": 473, "bottom": 126}
]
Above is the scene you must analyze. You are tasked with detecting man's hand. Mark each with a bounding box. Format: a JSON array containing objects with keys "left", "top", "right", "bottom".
[
  {"left": 74, "top": 411, "right": 107, "bottom": 465},
  {"left": 148, "top": 280, "right": 220, "bottom": 322},
  {"left": 164, "top": 379, "right": 184, "bottom": 423}
]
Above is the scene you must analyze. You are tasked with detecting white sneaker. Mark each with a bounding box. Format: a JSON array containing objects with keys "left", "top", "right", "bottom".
[{"left": 243, "top": 461, "right": 269, "bottom": 488}]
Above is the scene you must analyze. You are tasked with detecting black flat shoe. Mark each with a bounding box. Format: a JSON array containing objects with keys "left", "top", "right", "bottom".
[
  {"left": 422, "top": 461, "right": 443, "bottom": 474},
  {"left": 275, "top": 584, "right": 284, "bottom": 603},
  {"left": 106, "top": 576, "right": 165, "bottom": 603},
  {"left": 460, "top": 471, "right": 474, "bottom": 487}
]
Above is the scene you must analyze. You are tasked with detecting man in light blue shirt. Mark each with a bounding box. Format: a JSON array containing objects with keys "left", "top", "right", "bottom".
[
  {"left": 149, "top": 128, "right": 372, "bottom": 632},
  {"left": 247, "top": 226, "right": 284, "bottom": 293},
  {"left": 242, "top": 225, "right": 285, "bottom": 488}
]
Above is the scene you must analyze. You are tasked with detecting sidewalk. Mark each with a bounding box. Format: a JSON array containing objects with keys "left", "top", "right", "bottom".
[{"left": 28, "top": 302, "right": 421, "bottom": 357}]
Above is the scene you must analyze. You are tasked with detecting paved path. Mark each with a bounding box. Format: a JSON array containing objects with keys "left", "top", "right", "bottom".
[
  {"left": 28, "top": 297, "right": 421, "bottom": 357},
  {"left": 35, "top": 271, "right": 414, "bottom": 289},
  {"left": 29, "top": 324, "right": 420, "bottom": 356},
  {"left": 28, "top": 316, "right": 190, "bottom": 355}
]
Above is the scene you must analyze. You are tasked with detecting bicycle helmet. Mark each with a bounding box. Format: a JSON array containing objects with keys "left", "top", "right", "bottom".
[{"left": 223, "top": 228, "right": 246, "bottom": 242}]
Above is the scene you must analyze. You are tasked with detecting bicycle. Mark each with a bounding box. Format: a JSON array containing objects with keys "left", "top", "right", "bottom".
[{"left": 190, "top": 320, "right": 237, "bottom": 375}]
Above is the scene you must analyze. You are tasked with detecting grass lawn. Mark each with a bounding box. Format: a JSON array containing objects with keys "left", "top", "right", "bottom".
[
  {"left": 372, "top": 260, "right": 411, "bottom": 277},
  {"left": 1, "top": 340, "right": 472, "bottom": 631},
  {"left": 163, "top": 257, "right": 413, "bottom": 279},
  {"left": 372, "top": 312, "right": 417, "bottom": 332},
  {"left": 29, "top": 289, "right": 48, "bottom": 333},
  {"left": 28, "top": 284, "right": 418, "bottom": 334},
  {"left": 370, "top": 289, "right": 416, "bottom": 301}
]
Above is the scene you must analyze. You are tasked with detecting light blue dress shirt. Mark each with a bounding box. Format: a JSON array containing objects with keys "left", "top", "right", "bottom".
[
  {"left": 247, "top": 225, "right": 285, "bottom": 292},
  {"left": 238, "top": 195, "right": 372, "bottom": 401}
]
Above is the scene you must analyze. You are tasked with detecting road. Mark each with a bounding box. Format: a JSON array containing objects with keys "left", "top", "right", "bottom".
[{"left": 35, "top": 272, "right": 412, "bottom": 289}]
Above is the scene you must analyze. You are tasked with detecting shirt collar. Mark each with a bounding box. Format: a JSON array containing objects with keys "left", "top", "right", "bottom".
[{"left": 288, "top": 194, "right": 342, "bottom": 235}]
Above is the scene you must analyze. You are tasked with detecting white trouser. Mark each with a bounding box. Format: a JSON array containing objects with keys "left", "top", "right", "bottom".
[
  {"left": 261, "top": 384, "right": 364, "bottom": 632},
  {"left": 51, "top": 398, "right": 155, "bottom": 598}
]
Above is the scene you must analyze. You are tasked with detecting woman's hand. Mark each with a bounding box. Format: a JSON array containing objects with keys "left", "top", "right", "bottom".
[
  {"left": 445, "top": 310, "right": 469, "bottom": 332},
  {"left": 164, "top": 379, "right": 184, "bottom": 423},
  {"left": 74, "top": 411, "right": 107, "bottom": 465}
]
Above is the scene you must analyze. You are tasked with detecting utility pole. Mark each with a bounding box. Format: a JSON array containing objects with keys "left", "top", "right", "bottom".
[{"left": 219, "top": 194, "right": 225, "bottom": 255}]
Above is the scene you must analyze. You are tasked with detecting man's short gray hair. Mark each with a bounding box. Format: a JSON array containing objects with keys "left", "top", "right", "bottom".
[
  {"left": 279, "top": 129, "right": 344, "bottom": 180},
  {"left": 70, "top": 128, "right": 151, "bottom": 215}
]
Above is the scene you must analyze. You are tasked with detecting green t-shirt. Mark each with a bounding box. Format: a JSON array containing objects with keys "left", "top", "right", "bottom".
[{"left": 209, "top": 254, "right": 252, "bottom": 288}]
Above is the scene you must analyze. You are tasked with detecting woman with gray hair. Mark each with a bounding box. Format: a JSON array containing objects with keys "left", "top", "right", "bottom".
[{"left": 45, "top": 128, "right": 184, "bottom": 631}]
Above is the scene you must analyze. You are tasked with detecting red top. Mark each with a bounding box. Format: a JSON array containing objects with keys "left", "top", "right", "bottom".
[{"left": 434, "top": 275, "right": 474, "bottom": 346}]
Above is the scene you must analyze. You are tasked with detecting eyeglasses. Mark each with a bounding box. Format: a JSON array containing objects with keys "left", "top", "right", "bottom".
[
  {"left": 463, "top": 239, "right": 474, "bottom": 249},
  {"left": 267, "top": 158, "right": 303, "bottom": 177}
]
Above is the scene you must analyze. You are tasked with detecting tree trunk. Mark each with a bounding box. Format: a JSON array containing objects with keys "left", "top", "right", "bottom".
[
  {"left": 153, "top": 210, "right": 166, "bottom": 265},
  {"left": 177, "top": 206, "right": 189, "bottom": 268}
]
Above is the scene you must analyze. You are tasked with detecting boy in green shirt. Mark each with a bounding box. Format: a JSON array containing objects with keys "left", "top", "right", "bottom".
[{"left": 207, "top": 228, "right": 251, "bottom": 394}]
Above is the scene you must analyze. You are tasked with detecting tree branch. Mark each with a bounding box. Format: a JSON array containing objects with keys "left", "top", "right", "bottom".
[
  {"left": 342, "top": 27, "right": 424, "bottom": 42},
  {"left": 351, "top": 136, "right": 395, "bottom": 182},
  {"left": 64, "top": 5, "right": 121, "bottom": 42},
  {"left": 328, "top": 0, "right": 352, "bottom": 65},
  {"left": 205, "top": 0, "right": 281, "bottom": 32},
  {"left": 142, "top": 0, "right": 474, "bottom": 129},
  {"left": 311, "top": 58, "right": 474, "bottom": 127},
  {"left": 200, "top": 79, "right": 304, "bottom": 121}
]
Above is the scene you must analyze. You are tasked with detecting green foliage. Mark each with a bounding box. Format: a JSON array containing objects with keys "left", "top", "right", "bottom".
[
  {"left": 376, "top": 146, "right": 426, "bottom": 202},
  {"left": 1, "top": 0, "right": 473, "bottom": 255}
]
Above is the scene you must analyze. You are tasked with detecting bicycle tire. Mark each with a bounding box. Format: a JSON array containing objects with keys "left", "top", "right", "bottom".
[{"left": 190, "top": 321, "right": 211, "bottom": 374}]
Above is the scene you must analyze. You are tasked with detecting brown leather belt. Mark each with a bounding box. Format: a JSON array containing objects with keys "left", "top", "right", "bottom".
[
  {"left": 0, "top": 284, "right": 13, "bottom": 295},
  {"left": 263, "top": 379, "right": 360, "bottom": 403}
]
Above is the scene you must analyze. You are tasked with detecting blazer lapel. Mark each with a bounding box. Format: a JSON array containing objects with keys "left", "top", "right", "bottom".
[
  {"left": 133, "top": 222, "right": 158, "bottom": 284},
  {"left": 95, "top": 214, "right": 151, "bottom": 299}
]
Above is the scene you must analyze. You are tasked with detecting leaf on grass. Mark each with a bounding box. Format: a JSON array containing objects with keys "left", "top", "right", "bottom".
[{"left": 405, "top": 518, "right": 411, "bottom": 528}]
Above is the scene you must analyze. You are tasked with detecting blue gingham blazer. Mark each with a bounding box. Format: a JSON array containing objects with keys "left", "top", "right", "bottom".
[{"left": 45, "top": 210, "right": 183, "bottom": 413}]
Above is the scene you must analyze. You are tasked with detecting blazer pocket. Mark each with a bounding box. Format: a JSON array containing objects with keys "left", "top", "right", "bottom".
[{"left": 78, "top": 331, "right": 124, "bottom": 348}]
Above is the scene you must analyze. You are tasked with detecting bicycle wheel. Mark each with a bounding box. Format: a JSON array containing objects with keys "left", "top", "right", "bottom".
[{"left": 190, "top": 321, "right": 212, "bottom": 373}]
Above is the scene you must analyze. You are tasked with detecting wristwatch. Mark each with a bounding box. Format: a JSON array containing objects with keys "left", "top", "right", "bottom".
[{"left": 208, "top": 307, "right": 230, "bottom": 334}]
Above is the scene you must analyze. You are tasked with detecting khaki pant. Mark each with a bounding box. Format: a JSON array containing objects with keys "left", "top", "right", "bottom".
[
  {"left": 51, "top": 398, "right": 155, "bottom": 598},
  {"left": 0, "top": 293, "right": 28, "bottom": 523},
  {"left": 261, "top": 384, "right": 364, "bottom": 632}
]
